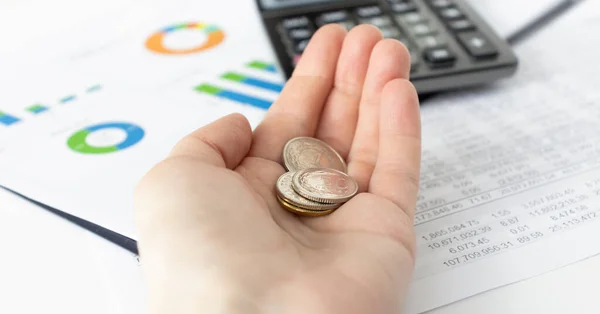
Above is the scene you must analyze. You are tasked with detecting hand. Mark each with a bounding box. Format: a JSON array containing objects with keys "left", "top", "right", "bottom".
[{"left": 134, "top": 24, "right": 421, "bottom": 314}]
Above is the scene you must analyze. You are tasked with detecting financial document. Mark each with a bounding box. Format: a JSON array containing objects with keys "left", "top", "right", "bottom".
[
  {"left": 404, "top": 2, "right": 600, "bottom": 312},
  {"left": 0, "top": 0, "right": 599, "bottom": 313}
]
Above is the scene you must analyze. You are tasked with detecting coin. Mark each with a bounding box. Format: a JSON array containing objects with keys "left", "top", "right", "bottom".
[
  {"left": 283, "top": 137, "right": 347, "bottom": 173},
  {"left": 277, "top": 195, "right": 337, "bottom": 217},
  {"left": 275, "top": 171, "right": 341, "bottom": 211},
  {"left": 291, "top": 168, "right": 358, "bottom": 204}
]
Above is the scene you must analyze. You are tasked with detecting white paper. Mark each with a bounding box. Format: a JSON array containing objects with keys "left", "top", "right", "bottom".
[
  {"left": 465, "top": 0, "right": 567, "bottom": 39},
  {"left": 0, "top": 0, "right": 284, "bottom": 238},
  {"left": 0, "top": 83, "right": 279, "bottom": 237},
  {"left": 428, "top": 254, "right": 600, "bottom": 314},
  {"left": 0, "top": 188, "right": 145, "bottom": 314}
]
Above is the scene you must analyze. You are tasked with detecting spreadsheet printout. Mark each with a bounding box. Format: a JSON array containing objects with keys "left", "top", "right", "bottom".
[{"left": 403, "top": 1, "right": 600, "bottom": 312}]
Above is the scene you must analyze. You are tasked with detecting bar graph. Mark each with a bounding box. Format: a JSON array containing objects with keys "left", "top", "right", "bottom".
[
  {"left": 86, "top": 84, "right": 102, "bottom": 93},
  {"left": 26, "top": 104, "right": 49, "bottom": 114},
  {"left": 59, "top": 95, "right": 77, "bottom": 104},
  {"left": 195, "top": 84, "right": 272, "bottom": 109},
  {"left": 221, "top": 72, "right": 283, "bottom": 93},
  {"left": 194, "top": 60, "right": 283, "bottom": 110},
  {"left": 0, "top": 111, "right": 20, "bottom": 126},
  {"left": 246, "top": 60, "right": 277, "bottom": 73},
  {"left": 0, "top": 84, "right": 101, "bottom": 131}
]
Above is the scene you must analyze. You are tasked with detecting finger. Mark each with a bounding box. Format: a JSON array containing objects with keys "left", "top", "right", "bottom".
[
  {"left": 369, "top": 79, "right": 421, "bottom": 218},
  {"left": 250, "top": 24, "right": 346, "bottom": 162},
  {"left": 315, "top": 24, "right": 382, "bottom": 159},
  {"left": 168, "top": 113, "right": 252, "bottom": 169},
  {"left": 347, "top": 39, "right": 411, "bottom": 192}
]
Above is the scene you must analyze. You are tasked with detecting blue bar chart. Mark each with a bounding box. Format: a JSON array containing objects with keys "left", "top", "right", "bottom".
[
  {"left": 194, "top": 60, "right": 283, "bottom": 110},
  {"left": 0, "top": 112, "right": 20, "bottom": 126}
]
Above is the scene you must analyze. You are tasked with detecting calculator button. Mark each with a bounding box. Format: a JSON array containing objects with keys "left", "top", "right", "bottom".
[
  {"left": 390, "top": 2, "right": 418, "bottom": 13},
  {"left": 316, "top": 10, "right": 350, "bottom": 26},
  {"left": 423, "top": 47, "right": 456, "bottom": 66},
  {"left": 337, "top": 20, "right": 357, "bottom": 31},
  {"left": 409, "top": 22, "right": 437, "bottom": 36},
  {"left": 294, "top": 39, "right": 310, "bottom": 54},
  {"left": 356, "top": 6, "right": 383, "bottom": 18},
  {"left": 439, "top": 7, "right": 463, "bottom": 20},
  {"left": 396, "top": 12, "right": 427, "bottom": 25},
  {"left": 288, "top": 28, "right": 313, "bottom": 41},
  {"left": 360, "top": 16, "right": 393, "bottom": 28},
  {"left": 456, "top": 31, "right": 498, "bottom": 59},
  {"left": 429, "top": 0, "right": 453, "bottom": 8},
  {"left": 447, "top": 19, "right": 475, "bottom": 32},
  {"left": 380, "top": 26, "right": 402, "bottom": 39},
  {"left": 398, "top": 37, "right": 414, "bottom": 50},
  {"left": 416, "top": 35, "right": 446, "bottom": 49},
  {"left": 282, "top": 16, "right": 311, "bottom": 29}
]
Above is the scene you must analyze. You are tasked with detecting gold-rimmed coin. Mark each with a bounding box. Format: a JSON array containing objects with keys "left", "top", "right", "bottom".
[
  {"left": 276, "top": 172, "right": 340, "bottom": 211},
  {"left": 277, "top": 195, "right": 337, "bottom": 217},
  {"left": 292, "top": 168, "right": 358, "bottom": 204},
  {"left": 282, "top": 137, "right": 347, "bottom": 173}
]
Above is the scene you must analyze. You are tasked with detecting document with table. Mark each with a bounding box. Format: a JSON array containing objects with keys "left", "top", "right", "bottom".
[
  {"left": 0, "top": 0, "right": 598, "bottom": 313},
  {"left": 404, "top": 2, "right": 600, "bottom": 311}
]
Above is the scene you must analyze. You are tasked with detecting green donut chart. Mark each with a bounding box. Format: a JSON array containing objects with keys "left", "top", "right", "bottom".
[{"left": 67, "top": 122, "right": 145, "bottom": 154}]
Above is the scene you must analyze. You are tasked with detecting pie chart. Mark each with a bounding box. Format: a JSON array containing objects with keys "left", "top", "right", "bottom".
[
  {"left": 145, "top": 22, "right": 225, "bottom": 55},
  {"left": 67, "top": 122, "right": 145, "bottom": 154}
]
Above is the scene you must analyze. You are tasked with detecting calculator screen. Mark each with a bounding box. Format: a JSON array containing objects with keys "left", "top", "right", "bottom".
[{"left": 259, "top": 0, "right": 343, "bottom": 10}]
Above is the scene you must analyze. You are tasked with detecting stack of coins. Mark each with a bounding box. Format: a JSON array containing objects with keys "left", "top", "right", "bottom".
[{"left": 276, "top": 137, "right": 359, "bottom": 217}]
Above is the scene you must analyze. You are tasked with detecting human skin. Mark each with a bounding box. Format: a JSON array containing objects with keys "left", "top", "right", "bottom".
[{"left": 134, "top": 23, "right": 421, "bottom": 314}]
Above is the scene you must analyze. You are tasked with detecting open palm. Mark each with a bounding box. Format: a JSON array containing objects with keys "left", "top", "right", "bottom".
[{"left": 134, "top": 24, "right": 421, "bottom": 314}]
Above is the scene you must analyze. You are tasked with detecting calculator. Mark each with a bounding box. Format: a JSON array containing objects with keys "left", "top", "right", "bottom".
[{"left": 255, "top": 0, "right": 519, "bottom": 95}]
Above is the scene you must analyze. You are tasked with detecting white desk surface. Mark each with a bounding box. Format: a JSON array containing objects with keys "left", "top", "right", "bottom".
[{"left": 1, "top": 0, "right": 599, "bottom": 313}]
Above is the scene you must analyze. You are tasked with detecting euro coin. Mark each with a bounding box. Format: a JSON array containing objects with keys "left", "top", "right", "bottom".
[
  {"left": 276, "top": 171, "right": 341, "bottom": 211},
  {"left": 282, "top": 137, "right": 347, "bottom": 173},
  {"left": 277, "top": 195, "right": 337, "bottom": 217},
  {"left": 292, "top": 168, "right": 358, "bottom": 204}
]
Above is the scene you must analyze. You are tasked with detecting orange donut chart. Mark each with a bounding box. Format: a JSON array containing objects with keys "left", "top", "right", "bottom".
[{"left": 145, "top": 22, "right": 225, "bottom": 55}]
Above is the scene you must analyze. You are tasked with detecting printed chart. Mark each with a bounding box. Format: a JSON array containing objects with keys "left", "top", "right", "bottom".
[
  {"left": 67, "top": 122, "right": 145, "bottom": 155},
  {"left": 26, "top": 105, "right": 49, "bottom": 115},
  {"left": 0, "top": 84, "right": 102, "bottom": 129},
  {"left": 0, "top": 90, "right": 234, "bottom": 238},
  {"left": 145, "top": 22, "right": 225, "bottom": 55},
  {"left": 194, "top": 60, "right": 283, "bottom": 110},
  {"left": 0, "top": 112, "right": 20, "bottom": 126}
]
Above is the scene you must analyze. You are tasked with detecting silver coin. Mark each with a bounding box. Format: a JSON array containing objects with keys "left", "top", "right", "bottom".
[
  {"left": 292, "top": 168, "right": 358, "bottom": 204},
  {"left": 282, "top": 137, "right": 347, "bottom": 173},
  {"left": 275, "top": 172, "right": 340, "bottom": 211}
]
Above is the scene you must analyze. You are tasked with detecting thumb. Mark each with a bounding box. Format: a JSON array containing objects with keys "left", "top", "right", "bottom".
[{"left": 168, "top": 113, "right": 252, "bottom": 169}]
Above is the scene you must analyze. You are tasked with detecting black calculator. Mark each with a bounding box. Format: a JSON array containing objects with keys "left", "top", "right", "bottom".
[{"left": 255, "top": 0, "right": 519, "bottom": 95}]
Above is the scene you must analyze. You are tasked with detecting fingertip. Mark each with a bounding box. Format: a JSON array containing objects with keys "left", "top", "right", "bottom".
[
  {"left": 346, "top": 23, "right": 383, "bottom": 41},
  {"left": 371, "top": 38, "right": 412, "bottom": 79},
  {"left": 227, "top": 112, "right": 253, "bottom": 139},
  {"left": 334, "top": 24, "right": 383, "bottom": 85},
  {"left": 226, "top": 111, "right": 254, "bottom": 150},
  {"left": 292, "top": 24, "right": 346, "bottom": 78},
  {"left": 316, "top": 22, "right": 348, "bottom": 37},
  {"left": 168, "top": 113, "right": 253, "bottom": 169},
  {"left": 381, "top": 79, "right": 421, "bottom": 139}
]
